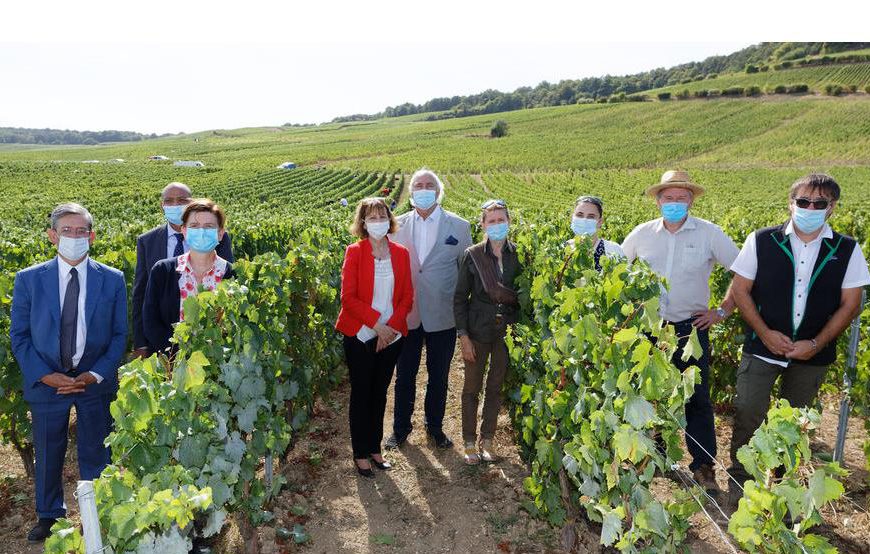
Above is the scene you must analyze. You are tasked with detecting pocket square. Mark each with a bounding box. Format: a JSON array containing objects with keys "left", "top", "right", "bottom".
[{"left": 445, "top": 235, "right": 459, "bottom": 245}]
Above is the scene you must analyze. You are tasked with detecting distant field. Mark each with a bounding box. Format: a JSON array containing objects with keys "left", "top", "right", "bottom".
[
  {"left": 651, "top": 62, "right": 870, "bottom": 95},
  {"left": 3, "top": 96, "right": 869, "bottom": 174}
]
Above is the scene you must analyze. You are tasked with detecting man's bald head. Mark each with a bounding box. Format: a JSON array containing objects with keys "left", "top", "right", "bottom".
[{"left": 162, "top": 182, "right": 192, "bottom": 202}]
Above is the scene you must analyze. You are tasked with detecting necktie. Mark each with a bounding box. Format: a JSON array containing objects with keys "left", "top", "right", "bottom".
[
  {"left": 60, "top": 267, "right": 79, "bottom": 371},
  {"left": 173, "top": 233, "right": 185, "bottom": 257}
]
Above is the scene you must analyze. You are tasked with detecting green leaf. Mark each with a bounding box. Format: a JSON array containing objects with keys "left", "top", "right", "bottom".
[
  {"left": 634, "top": 501, "right": 668, "bottom": 538},
  {"left": 613, "top": 328, "right": 638, "bottom": 345},
  {"left": 680, "top": 328, "right": 703, "bottom": 363},
  {"left": 623, "top": 395, "right": 656, "bottom": 429},
  {"left": 806, "top": 469, "right": 844, "bottom": 507},
  {"left": 600, "top": 510, "right": 622, "bottom": 546},
  {"left": 176, "top": 350, "right": 209, "bottom": 391}
]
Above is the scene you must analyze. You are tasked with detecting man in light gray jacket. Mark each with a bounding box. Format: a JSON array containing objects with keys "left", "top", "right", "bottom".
[{"left": 386, "top": 168, "right": 472, "bottom": 449}]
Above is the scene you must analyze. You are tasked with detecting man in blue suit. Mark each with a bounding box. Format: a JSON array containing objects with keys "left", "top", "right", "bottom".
[
  {"left": 131, "top": 182, "right": 233, "bottom": 358},
  {"left": 10, "top": 203, "right": 127, "bottom": 542}
]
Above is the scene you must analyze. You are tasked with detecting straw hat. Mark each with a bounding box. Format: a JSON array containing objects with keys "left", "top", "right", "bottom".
[{"left": 645, "top": 170, "right": 705, "bottom": 197}]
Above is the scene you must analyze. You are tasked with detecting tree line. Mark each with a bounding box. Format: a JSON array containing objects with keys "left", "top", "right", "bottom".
[
  {"left": 331, "top": 42, "right": 870, "bottom": 123},
  {"left": 0, "top": 127, "right": 174, "bottom": 145}
]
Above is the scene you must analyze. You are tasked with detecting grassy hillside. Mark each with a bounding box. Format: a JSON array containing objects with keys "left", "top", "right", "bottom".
[{"left": 2, "top": 96, "right": 869, "bottom": 174}]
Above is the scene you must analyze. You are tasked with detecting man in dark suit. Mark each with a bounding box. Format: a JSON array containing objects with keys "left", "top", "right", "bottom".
[
  {"left": 131, "top": 182, "right": 233, "bottom": 358},
  {"left": 10, "top": 203, "right": 128, "bottom": 542}
]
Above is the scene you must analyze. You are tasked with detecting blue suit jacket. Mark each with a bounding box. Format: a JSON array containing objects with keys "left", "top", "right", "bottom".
[
  {"left": 10, "top": 257, "right": 128, "bottom": 403},
  {"left": 132, "top": 225, "right": 234, "bottom": 349}
]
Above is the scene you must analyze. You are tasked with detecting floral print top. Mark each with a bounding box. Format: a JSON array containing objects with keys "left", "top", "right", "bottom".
[{"left": 176, "top": 252, "right": 228, "bottom": 320}]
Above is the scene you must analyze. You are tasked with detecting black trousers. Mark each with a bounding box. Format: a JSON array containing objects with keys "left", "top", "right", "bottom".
[
  {"left": 669, "top": 319, "right": 715, "bottom": 471},
  {"left": 344, "top": 335, "right": 403, "bottom": 459},
  {"left": 393, "top": 326, "right": 457, "bottom": 439}
]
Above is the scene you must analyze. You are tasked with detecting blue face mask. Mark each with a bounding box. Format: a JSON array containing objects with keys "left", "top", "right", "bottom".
[
  {"left": 792, "top": 206, "right": 827, "bottom": 234},
  {"left": 185, "top": 228, "right": 220, "bottom": 253},
  {"left": 412, "top": 189, "right": 437, "bottom": 210},
  {"left": 660, "top": 202, "right": 689, "bottom": 223},
  {"left": 571, "top": 216, "right": 599, "bottom": 236},
  {"left": 486, "top": 222, "right": 509, "bottom": 241},
  {"left": 163, "top": 205, "right": 184, "bottom": 226}
]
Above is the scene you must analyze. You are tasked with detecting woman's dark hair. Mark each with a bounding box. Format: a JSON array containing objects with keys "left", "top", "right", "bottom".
[
  {"left": 575, "top": 195, "right": 603, "bottom": 217},
  {"left": 789, "top": 173, "right": 840, "bottom": 201},
  {"left": 350, "top": 197, "right": 398, "bottom": 238},
  {"left": 182, "top": 198, "right": 226, "bottom": 228}
]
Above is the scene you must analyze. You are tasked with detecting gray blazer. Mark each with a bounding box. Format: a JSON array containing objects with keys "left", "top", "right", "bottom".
[{"left": 391, "top": 207, "right": 472, "bottom": 332}]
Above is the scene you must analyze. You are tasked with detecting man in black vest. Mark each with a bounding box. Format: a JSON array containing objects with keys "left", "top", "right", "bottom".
[
  {"left": 130, "top": 182, "right": 234, "bottom": 358},
  {"left": 727, "top": 173, "right": 869, "bottom": 506}
]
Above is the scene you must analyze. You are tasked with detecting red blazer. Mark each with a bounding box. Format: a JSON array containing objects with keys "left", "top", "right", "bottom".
[{"left": 335, "top": 238, "right": 414, "bottom": 338}]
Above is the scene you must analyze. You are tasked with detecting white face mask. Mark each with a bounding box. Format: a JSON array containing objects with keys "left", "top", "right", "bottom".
[
  {"left": 366, "top": 220, "right": 390, "bottom": 239},
  {"left": 58, "top": 236, "right": 90, "bottom": 261}
]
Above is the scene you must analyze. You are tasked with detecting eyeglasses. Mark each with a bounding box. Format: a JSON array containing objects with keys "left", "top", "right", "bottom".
[
  {"left": 58, "top": 226, "right": 91, "bottom": 237},
  {"left": 794, "top": 197, "right": 830, "bottom": 210},
  {"left": 481, "top": 199, "right": 507, "bottom": 209}
]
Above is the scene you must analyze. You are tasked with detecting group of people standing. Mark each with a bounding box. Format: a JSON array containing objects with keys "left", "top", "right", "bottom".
[
  {"left": 9, "top": 167, "right": 869, "bottom": 542},
  {"left": 335, "top": 168, "right": 869, "bottom": 516}
]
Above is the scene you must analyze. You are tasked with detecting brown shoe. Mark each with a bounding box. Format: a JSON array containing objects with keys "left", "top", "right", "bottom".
[
  {"left": 692, "top": 464, "right": 722, "bottom": 496},
  {"left": 725, "top": 486, "right": 743, "bottom": 514}
]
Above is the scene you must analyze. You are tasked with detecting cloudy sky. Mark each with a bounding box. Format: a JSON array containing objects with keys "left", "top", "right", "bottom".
[{"left": 0, "top": 1, "right": 858, "bottom": 134}]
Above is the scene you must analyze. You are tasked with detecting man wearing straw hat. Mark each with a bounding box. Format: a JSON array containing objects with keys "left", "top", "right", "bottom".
[{"left": 622, "top": 170, "right": 740, "bottom": 495}]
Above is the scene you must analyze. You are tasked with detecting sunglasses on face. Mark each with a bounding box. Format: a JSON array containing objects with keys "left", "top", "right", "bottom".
[{"left": 794, "top": 197, "right": 830, "bottom": 210}]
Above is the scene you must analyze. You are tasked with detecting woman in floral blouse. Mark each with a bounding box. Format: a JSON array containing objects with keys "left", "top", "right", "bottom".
[{"left": 143, "top": 198, "right": 234, "bottom": 354}]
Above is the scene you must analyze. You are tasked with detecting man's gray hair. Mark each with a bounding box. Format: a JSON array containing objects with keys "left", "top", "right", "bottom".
[
  {"left": 162, "top": 181, "right": 192, "bottom": 199},
  {"left": 408, "top": 168, "right": 445, "bottom": 206},
  {"left": 51, "top": 203, "right": 93, "bottom": 230}
]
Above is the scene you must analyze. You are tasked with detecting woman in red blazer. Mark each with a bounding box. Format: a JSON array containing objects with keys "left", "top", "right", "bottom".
[{"left": 336, "top": 198, "right": 414, "bottom": 477}]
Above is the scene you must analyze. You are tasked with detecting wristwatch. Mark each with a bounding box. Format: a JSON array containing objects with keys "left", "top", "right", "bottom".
[
  {"left": 809, "top": 338, "right": 818, "bottom": 350},
  {"left": 715, "top": 307, "right": 727, "bottom": 319}
]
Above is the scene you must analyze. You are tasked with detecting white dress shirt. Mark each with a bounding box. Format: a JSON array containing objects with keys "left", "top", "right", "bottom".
[
  {"left": 565, "top": 238, "right": 626, "bottom": 258},
  {"left": 57, "top": 256, "right": 102, "bottom": 382},
  {"left": 600, "top": 238, "right": 625, "bottom": 258},
  {"left": 413, "top": 205, "right": 442, "bottom": 266},
  {"left": 622, "top": 216, "right": 740, "bottom": 322},
  {"left": 166, "top": 224, "right": 187, "bottom": 259},
  {"left": 730, "top": 221, "right": 870, "bottom": 367}
]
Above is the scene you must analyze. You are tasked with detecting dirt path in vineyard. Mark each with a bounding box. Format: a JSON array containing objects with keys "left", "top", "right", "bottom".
[{"left": 2, "top": 344, "right": 868, "bottom": 554}]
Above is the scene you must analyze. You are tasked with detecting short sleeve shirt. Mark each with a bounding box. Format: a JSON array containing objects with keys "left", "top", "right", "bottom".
[{"left": 621, "top": 216, "right": 740, "bottom": 322}]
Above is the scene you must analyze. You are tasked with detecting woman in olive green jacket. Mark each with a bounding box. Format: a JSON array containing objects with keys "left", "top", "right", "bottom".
[{"left": 453, "top": 199, "right": 522, "bottom": 465}]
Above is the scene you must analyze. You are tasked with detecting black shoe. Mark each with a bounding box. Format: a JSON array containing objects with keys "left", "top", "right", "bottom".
[
  {"left": 370, "top": 456, "right": 392, "bottom": 470},
  {"left": 27, "top": 518, "right": 56, "bottom": 543},
  {"left": 384, "top": 434, "right": 406, "bottom": 449},
  {"left": 191, "top": 536, "right": 215, "bottom": 554},
  {"left": 354, "top": 459, "right": 375, "bottom": 478},
  {"left": 428, "top": 431, "right": 453, "bottom": 449}
]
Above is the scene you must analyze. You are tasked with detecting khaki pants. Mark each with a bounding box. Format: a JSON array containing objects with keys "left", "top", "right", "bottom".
[
  {"left": 729, "top": 355, "right": 828, "bottom": 483},
  {"left": 461, "top": 337, "right": 509, "bottom": 444}
]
